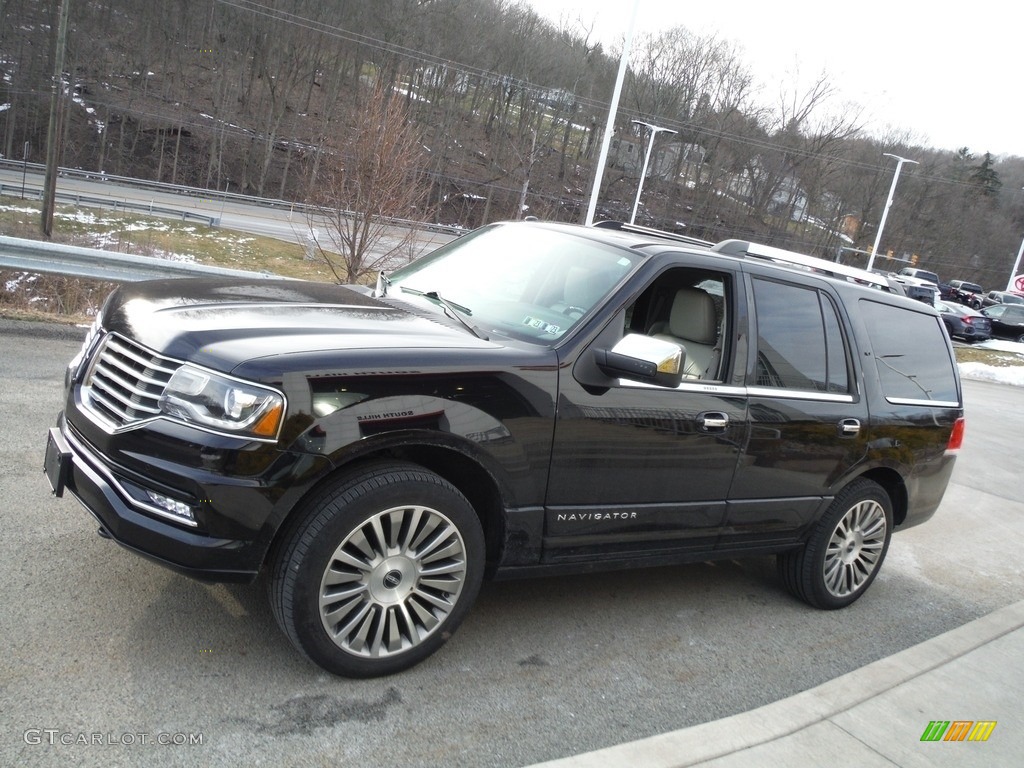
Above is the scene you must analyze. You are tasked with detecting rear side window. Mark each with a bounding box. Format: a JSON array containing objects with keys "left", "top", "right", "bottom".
[
  {"left": 859, "top": 300, "right": 960, "bottom": 405},
  {"left": 752, "top": 278, "right": 850, "bottom": 394}
]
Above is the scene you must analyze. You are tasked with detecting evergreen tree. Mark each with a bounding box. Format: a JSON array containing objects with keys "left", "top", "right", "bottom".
[{"left": 970, "top": 152, "right": 1002, "bottom": 197}]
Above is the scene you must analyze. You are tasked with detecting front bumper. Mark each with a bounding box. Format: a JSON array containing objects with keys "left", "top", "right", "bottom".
[{"left": 45, "top": 413, "right": 327, "bottom": 582}]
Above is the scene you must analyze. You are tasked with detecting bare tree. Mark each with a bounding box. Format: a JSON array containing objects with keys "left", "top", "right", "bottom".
[{"left": 306, "top": 82, "right": 432, "bottom": 284}]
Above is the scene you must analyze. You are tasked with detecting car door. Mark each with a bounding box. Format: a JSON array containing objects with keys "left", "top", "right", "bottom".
[
  {"left": 542, "top": 261, "right": 750, "bottom": 564},
  {"left": 986, "top": 305, "right": 1024, "bottom": 340},
  {"left": 721, "top": 272, "right": 870, "bottom": 549}
]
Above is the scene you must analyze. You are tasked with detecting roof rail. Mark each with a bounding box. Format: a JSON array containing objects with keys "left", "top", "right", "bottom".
[
  {"left": 592, "top": 220, "right": 715, "bottom": 247},
  {"left": 711, "top": 239, "right": 893, "bottom": 291}
]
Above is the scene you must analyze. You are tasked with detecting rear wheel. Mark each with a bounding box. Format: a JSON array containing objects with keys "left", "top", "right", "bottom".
[
  {"left": 270, "top": 461, "right": 484, "bottom": 677},
  {"left": 778, "top": 479, "right": 892, "bottom": 609}
]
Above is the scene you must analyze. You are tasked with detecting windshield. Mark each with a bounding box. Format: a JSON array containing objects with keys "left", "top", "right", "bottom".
[{"left": 387, "top": 223, "right": 643, "bottom": 344}]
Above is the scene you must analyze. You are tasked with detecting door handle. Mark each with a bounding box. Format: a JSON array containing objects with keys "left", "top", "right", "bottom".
[
  {"left": 699, "top": 412, "right": 729, "bottom": 432},
  {"left": 838, "top": 418, "right": 861, "bottom": 437}
]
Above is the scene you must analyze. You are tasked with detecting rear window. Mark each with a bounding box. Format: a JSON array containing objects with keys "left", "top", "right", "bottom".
[
  {"left": 859, "top": 300, "right": 960, "bottom": 405},
  {"left": 752, "top": 279, "right": 851, "bottom": 394}
]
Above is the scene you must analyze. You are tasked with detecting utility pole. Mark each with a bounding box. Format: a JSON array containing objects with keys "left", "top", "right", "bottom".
[{"left": 41, "top": 0, "right": 70, "bottom": 238}]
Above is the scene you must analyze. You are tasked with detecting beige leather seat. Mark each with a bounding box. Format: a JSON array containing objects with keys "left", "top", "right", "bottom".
[{"left": 651, "top": 287, "right": 719, "bottom": 379}]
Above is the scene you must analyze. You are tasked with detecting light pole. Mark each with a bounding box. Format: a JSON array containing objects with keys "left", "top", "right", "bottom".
[
  {"left": 1008, "top": 234, "right": 1024, "bottom": 292},
  {"left": 866, "top": 153, "right": 918, "bottom": 272},
  {"left": 629, "top": 120, "right": 676, "bottom": 225},
  {"left": 584, "top": 0, "right": 641, "bottom": 226},
  {"left": 1007, "top": 187, "right": 1024, "bottom": 293}
]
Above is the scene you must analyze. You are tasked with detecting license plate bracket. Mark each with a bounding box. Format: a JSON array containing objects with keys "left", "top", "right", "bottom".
[{"left": 44, "top": 427, "right": 72, "bottom": 497}]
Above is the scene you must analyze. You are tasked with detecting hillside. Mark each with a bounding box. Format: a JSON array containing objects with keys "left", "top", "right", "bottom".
[{"left": 3, "top": 0, "right": 1024, "bottom": 287}]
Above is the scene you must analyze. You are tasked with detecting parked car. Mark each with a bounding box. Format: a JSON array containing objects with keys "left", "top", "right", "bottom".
[
  {"left": 889, "top": 273, "right": 937, "bottom": 304},
  {"left": 44, "top": 220, "right": 965, "bottom": 677},
  {"left": 947, "top": 280, "right": 985, "bottom": 309},
  {"left": 980, "top": 290, "right": 1024, "bottom": 308},
  {"left": 899, "top": 266, "right": 941, "bottom": 286},
  {"left": 934, "top": 299, "right": 992, "bottom": 342},
  {"left": 981, "top": 303, "right": 1024, "bottom": 342}
]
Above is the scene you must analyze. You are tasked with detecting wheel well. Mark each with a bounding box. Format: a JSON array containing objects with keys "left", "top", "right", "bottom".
[
  {"left": 858, "top": 467, "right": 908, "bottom": 526},
  {"left": 393, "top": 445, "right": 506, "bottom": 564},
  {"left": 268, "top": 445, "right": 507, "bottom": 575}
]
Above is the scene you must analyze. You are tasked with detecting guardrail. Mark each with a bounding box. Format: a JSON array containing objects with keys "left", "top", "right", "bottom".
[
  {"left": 1, "top": 183, "right": 219, "bottom": 227},
  {"left": 0, "top": 235, "right": 286, "bottom": 283}
]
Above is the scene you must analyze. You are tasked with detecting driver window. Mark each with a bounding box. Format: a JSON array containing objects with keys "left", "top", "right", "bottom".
[{"left": 626, "top": 269, "right": 730, "bottom": 381}]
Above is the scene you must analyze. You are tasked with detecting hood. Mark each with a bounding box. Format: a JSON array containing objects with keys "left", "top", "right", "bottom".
[{"left": 100, "top": 277, "right": 498, "bottom": 372}]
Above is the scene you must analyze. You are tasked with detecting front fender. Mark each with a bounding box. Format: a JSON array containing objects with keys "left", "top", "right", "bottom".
[{"left": 287, "top": 394, "right": 549, "bottom": 510}]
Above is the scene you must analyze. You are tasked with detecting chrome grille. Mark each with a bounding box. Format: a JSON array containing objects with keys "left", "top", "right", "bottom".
[{"left": 84, "top": 334, "right": 181, "bottom": 428}]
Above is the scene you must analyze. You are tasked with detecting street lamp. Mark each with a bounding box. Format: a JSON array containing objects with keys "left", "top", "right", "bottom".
[
  {"left": 629, "top": 120, "right": 676, "bottom": 225},
  {"left": 1008, "top": 236, "right": 1024, "bottom": 292},
  {"left": 584, "top": 0, "right": 641, "bottom": 226},
  {"left": 866, "top": 153, "right": 918, "bottom": 272},
  {"left": 1007, "top": 187, "right": 1024, "bottom": 293}
]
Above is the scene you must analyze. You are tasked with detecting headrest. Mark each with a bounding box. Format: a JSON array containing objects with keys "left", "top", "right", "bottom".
[{"left": 668, "top": 287, "right": 717, "bottom": 344}]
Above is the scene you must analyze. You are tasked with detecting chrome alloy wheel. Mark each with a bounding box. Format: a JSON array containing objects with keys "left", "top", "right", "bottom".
[
  {"left": 822, "top": 498, "right": 888, "bottom": 599},
  {"left": 318, "top": 504, "right": 468, "bottom": 659}
]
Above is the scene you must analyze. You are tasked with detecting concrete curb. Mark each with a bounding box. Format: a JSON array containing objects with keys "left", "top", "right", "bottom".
[{"left": 529, "top": 599, "right": 1024, "bottom": 767}]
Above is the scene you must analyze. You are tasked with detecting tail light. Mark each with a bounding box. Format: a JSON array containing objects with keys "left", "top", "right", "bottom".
[{"left": 946, "top": 417, "right": 965, "bottom": 453}]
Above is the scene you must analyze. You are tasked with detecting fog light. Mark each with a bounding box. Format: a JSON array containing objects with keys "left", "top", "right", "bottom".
[{"left": 145, "top": 490, "right": 196, "bottom": 522}]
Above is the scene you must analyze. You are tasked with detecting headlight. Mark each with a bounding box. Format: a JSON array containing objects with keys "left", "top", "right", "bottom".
[{"left": 159, "top": 365, "right": 285, "bottom": 440}]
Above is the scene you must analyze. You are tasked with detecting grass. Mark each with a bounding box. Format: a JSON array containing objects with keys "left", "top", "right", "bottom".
[{"left": 951, "top": 344, "right": 1024, "bottom": 368}]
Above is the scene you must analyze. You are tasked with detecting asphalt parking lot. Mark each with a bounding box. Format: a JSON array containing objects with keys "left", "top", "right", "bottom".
[{"left": 2, "top": 322, "right": 1022, "bottom": 768}]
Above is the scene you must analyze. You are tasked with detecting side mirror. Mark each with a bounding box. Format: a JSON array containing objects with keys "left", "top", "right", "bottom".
[{"left": 593, "top": 334, "right": 684, "bottom": 388}]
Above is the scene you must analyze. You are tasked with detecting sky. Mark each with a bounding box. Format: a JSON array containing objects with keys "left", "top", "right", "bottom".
[{"left": 526, "top": 0, "right": 1023, "bottom": 158}]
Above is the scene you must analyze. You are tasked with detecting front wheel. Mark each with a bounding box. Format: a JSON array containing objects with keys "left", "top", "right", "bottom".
[
  {"left": 269, "top": 461, "right": 485, "bottom": 677},
  {"left": 778, "top": 478, "right": 892, "bottom": 609}
]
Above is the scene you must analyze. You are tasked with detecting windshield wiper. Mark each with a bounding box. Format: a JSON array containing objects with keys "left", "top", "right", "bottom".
[{"left": 400, "top": 287, "right": 489, "bottom": 340}]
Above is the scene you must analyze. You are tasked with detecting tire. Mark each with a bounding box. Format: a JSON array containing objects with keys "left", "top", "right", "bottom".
[
  {"left": 1016, "top": 334, "right": 1024, "bottom": 344},
  {"left": 269, "top": 461, "right": 485, "bottom": 678},
  {"left": 778, "top": 478, "right": 892, "bottom": 609}
]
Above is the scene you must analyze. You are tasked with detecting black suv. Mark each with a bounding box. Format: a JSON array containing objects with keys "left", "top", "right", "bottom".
[{"left": 45, "top": 220, "right": 965, "bottom": 677}]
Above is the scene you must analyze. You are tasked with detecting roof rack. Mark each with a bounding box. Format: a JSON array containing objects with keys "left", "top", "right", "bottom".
[
  {"left": 592, "top": 220, "right": 715, "bottom": 248},
  {"left": 711, "top": 239, "right": 893, "bottom": 291},
  {"left": 588, "top": 223, "right": 900, "bottom": 294}
]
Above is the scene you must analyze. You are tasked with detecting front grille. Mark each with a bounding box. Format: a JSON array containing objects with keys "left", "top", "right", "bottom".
[{"left": 83, "top": 334, "right": 181, "bottom": 428}]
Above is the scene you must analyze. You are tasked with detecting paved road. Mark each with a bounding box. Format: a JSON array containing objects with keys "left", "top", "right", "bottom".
[
  {"left": 1, "top": 321, "right": 1022, "bottom": 768},
  {"left": 0, "top": 167, "right": 458, "bottom": 261}
]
